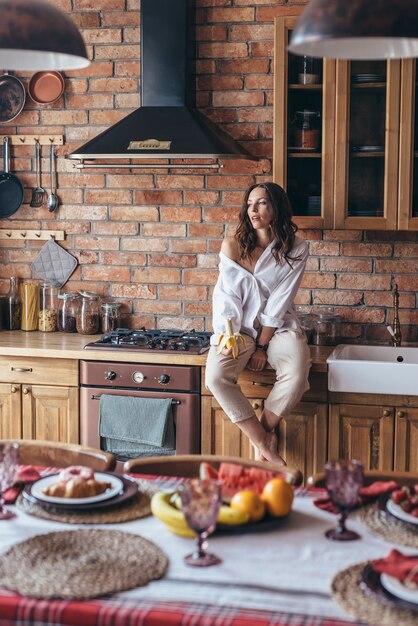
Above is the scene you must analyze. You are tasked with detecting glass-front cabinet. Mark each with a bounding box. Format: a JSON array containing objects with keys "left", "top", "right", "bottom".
[
  {"left": 334, "top": 59, "right": 401, "bottom": 230},
  {"left": 398, "top": 59, "right": 418, "bottom": 230},
  {"left": 274, "top": 16, "right": 418, "bottom": 231},
  {"left": 273, "top": 16, "right": 335, "bottom": 228}
]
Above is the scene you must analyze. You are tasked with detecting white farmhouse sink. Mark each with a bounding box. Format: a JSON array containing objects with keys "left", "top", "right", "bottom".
[{"left": 327, "top": 344, "right": 418, "bottom": 395}]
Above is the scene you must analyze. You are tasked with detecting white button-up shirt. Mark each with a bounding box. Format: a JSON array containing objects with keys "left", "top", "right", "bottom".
[{"left": 210, "top": 236, "right": 308, "bottom": 345}]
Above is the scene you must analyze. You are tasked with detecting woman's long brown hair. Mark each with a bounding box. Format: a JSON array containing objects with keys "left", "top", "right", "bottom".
[{"left": 235, "top": 182, "right": 299, "bottom": 266}]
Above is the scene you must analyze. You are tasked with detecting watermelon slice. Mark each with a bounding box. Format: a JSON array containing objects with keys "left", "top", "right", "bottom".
[{"left": 199, "top": 461, "right": 285, "bottom": 502}]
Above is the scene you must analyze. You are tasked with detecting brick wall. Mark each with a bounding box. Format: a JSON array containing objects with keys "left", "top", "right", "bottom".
[{"left": 0, "top": 0, "right": 417, "bottom": 343}]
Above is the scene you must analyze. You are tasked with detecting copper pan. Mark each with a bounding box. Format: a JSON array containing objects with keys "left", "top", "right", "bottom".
[{"left": 28, "top": 71, "right": 65, "bottom": 105}]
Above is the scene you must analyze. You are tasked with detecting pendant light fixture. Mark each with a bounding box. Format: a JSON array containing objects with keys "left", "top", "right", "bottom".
[
  {"left": 0, "top": 0, "right": 90, "bottom": 70},
  {"left": 288, "top": 0, "right": 418, "bottom": 60}
]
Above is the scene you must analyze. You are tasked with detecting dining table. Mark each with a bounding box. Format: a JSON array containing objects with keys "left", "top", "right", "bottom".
[{"left": 0, "top": 472, "right": 416, "bottom": 626}]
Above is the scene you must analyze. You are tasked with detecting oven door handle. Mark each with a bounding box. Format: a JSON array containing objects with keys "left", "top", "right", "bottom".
[{"left": 91, "top": 395, "right": 181, "bottom": 405}]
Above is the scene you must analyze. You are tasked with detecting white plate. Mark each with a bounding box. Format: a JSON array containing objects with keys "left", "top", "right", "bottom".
[
  {"left": 381, "top": 573, "right": 418, "bottom": 604},
  {"left": 386, "top": 498, "right": 418, "bottom": 525},
  {"left": 31, "top": 472, "right": 124, "bottom": 505}
]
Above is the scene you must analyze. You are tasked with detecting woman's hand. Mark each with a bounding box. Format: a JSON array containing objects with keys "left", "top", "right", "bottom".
[
  {"left": 249, "top": 348, "right": 268, "bottom": 371},
  {"left": 220, "top": 346, "right": 233, "bottom": 356}
]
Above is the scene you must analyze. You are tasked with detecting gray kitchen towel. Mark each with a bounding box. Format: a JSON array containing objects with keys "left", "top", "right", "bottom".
[{"left": 99, "top": 395, "right": 175, "bottom": 459}]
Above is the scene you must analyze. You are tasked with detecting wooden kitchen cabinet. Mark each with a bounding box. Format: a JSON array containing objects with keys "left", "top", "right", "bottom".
[
  {"left": 273, "top": 16, "right": 418, "bottom": 231},
  {"left": 329, "top": 400, "right": 418, "bottom": 473},
  {"left": 329, "top": 403, "right": 394, "bottom": 471},
  {"left": 273, "top": 16, "right": 335, "bottom": 229},
  {"left": 0, "top": 356, "right": 79, "bottom": 443},
  {"left": 201, "top": 367, "right": 328, "bottom": 483}
]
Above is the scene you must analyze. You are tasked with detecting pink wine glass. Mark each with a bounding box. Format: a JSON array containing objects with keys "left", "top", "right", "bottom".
[
  {"left": 0, "top": 442, "right": 19, "bottom": 520},
  {"left": 324, "top": 459, "right": 364, "bottom": 541},
  {"left": 179, "top": 478, "right": 222, "bottom": 567}
]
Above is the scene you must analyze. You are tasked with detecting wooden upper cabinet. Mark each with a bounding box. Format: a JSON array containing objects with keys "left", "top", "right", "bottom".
[
  {"left": 273, "top": 15, "right": 418, "bottom": 231},
  {"left": 273, "top": 16, "right": 335, "bottom": 229},
  {"left": 334, "top": 59, "right": 401, "bottom": 230},
  {"left": 398, "top": 59, "right": 418, "bottom": 230}
]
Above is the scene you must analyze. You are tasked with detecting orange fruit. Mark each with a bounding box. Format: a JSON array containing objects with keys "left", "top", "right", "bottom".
[
  {"left": 261, "top": 478, "right": 294, "bottom": 517},
  {"left": 230, "top": 490, "right": 266, "bottom": 522}
]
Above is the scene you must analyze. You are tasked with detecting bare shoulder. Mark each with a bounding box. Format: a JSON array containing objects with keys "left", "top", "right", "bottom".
[{"left": 221, "top": 237, "right": 240, "bottom": 261}]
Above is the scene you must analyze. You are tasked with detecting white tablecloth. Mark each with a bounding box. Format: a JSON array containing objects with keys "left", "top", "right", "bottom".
[{"left": 0, "top": 492, "right": 413, "bottom": 621}]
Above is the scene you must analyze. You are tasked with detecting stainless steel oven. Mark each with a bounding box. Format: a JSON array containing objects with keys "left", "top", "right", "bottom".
[{"left": 80, "top": 360, "right": 201, "bottom": 468}]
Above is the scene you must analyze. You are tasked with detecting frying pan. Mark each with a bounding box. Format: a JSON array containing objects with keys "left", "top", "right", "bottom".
[
  {"left": 0, "top": 136, "right": 24, "bottom": 219},
  {"left": 0, "top": 72, "right": 26, "bottom": 124},
  {"left": 28, "top": 71, "right": 65, "bottom": 105}
]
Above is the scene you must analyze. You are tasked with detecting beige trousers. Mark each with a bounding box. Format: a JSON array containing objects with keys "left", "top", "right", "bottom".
[{"left": 205, "top": 330, "right": 311, "bottom": 424}]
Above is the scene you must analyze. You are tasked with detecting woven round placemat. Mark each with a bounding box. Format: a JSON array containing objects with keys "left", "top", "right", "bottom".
[
  {"left": 0, "top": 529, "right": 168, "bottom": 599},
  {"left": 332, "top": 561, "right": 418, "bottom": 626},
  {"left": 16, "top": 489, "right": 151, "bottom": 524},
  {"left": 357, "top": 503, "right": 418, "bottom": 548}
]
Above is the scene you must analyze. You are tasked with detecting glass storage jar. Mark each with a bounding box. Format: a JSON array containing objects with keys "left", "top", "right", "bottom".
[
  {"left": 5, "top": 276, "right": 21, "bottom": 330},
  {"left": 76, "top": 291, "right": 100, "bottom": 335},
  {"left": 293, "top": 110, "right": 321, "bottom": 151},
  {"left": 101, "top": 301, "right": 121, "bottom": 334},
  {"left": 311, "top": 310, "right": 341, "bottom": 346},
  {"left": 39, "top": 282, "right": 58, "bottom": 332},
  {"left": 58, "top": 292, "right": 79, "bottom": 332},
  {"left": 21, "top": 281, "right": 40, "bottom": 331}
]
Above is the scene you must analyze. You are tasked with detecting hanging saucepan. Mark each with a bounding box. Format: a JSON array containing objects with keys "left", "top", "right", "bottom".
[
  {"left": 0, "top": 71, "right": 26, "bottom": 124},
  {"left": 0, "top": 136, "right": 24, "bottom": 219},
  {"left": 28, "top": 71, "right": 65, "bottom": 105}
]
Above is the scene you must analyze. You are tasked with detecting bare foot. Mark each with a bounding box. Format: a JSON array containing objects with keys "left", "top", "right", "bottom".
[{"left": 259, "top": 431, "right": 286, "bottom": 465}]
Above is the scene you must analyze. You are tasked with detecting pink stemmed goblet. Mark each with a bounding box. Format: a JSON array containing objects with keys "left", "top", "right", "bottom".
[
  {"left": 179, "top": 478, "right": 222, "bottom": 567},
  {"left": 0, "top": 442, "right": 19, "bottom": 520},
  {"left": 324, "top": 459, "right": 364, "bottom": 541}
]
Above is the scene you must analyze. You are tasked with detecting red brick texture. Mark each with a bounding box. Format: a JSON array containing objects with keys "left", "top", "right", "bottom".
[{"left": 0, "top": 0, "right": 417, "bottom": 343}]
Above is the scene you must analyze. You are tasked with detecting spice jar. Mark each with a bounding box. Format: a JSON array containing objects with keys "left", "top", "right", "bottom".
[
  {"left": 39, "top": 282, "right": 58, "bottom": 332},
  {"left": 293, "top": 110, "right": 321, "bottom": 151},
  {"left": 101, "top": 301, "right": 121, "bottom": 334},
  {"left": 297, "top": 56, "right": 320, "bottom": 85},
  {"left": 76, "top": 291, "right": 100, "bottom": 335},
  {"left": 21, "top": 281, "right": 40, "bottom": 331},
  {"left": 58, "top": 292, "right": 79, "bottom": 333},
  {"left": 311, "top": 310, "right": 341, "bottom": 346},
  {"left": 5, "top": 276, "right": 21, "bottom": 330}
]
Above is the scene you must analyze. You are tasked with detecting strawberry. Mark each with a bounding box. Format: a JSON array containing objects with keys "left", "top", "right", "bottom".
[{"left": 391, "top": 489, "right": 408, "bottom": 504}]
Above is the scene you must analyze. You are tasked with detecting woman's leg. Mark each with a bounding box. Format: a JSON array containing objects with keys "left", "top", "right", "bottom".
[
  {"left": 205, "top": 338, "right": 285, "bottom": 464},
  {"left": 260, "top": 331, "right": 311, "bottom": 461}
]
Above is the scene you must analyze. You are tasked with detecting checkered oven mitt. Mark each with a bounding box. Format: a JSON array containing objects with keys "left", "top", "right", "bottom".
[{"left": 32, "top": 239, "right": 78, "bottom": 288}]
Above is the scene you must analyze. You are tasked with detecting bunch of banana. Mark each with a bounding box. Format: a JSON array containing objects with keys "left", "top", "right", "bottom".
[
  {"left": 151, "top": 490, "right": 250, "bottom": 538},
  {"left": 216, "top": 318, "right": 247, "bottom": 359}
]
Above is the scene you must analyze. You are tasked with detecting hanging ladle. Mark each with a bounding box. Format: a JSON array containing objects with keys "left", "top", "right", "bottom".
[{"left": 47, "top": 143, "right": 59, "bottom": 212}]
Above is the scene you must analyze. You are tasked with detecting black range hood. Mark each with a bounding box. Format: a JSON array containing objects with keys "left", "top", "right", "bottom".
[{"left": 67, "top": 0, "right": 252, "bottom": 166}]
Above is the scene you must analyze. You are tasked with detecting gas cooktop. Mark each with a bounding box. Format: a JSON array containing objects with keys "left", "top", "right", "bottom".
[{"left": 84, "top": 328, "right": 212, "bottom": 354}]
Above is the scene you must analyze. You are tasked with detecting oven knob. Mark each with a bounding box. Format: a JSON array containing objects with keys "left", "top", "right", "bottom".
[
  {"left": 106, "top": 371, "right": 117, "bottom": 380},
  {"left": 159, "top": 373, "right": 170, "bottom": 385}
]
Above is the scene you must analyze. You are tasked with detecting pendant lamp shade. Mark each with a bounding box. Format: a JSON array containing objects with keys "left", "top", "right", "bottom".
[
  {"left": 0, "top": 0, "right": 90, "bottom": 70},
  {"left": 288, "top": 0, "right": 418, "bottom": 60}
]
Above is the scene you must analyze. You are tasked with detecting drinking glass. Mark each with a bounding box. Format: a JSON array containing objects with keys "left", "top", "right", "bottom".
[
  {"left": 324, "top": 459, "right": 364, "bottom": 541},
  {"left": 179, "top": 478, "right": 222, "bottom": 567},
  {"left": 0, "top": 442, "right": 19, "bottom": 520}
]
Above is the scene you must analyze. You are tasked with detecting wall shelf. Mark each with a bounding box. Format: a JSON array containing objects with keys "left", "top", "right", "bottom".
[
  {"left": 0, "top": 135, "right": 64, "bottom": 146},
  {"left": 0, "top": 230, "right": 65, "bottom": 241}
]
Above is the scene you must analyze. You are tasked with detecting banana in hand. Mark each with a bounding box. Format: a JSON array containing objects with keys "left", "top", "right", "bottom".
[{"left": 216, "top": 318, "right": 246, "bottom": 359}]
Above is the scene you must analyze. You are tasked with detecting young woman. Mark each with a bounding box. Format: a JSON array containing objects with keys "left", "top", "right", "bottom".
[{"left": 205, "top": 182, "right": 311, "bottom": 464}]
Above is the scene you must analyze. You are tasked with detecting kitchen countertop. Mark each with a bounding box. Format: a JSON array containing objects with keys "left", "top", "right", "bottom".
[{"left": 0, "top": 331, "right": 331, "bottom": 372}]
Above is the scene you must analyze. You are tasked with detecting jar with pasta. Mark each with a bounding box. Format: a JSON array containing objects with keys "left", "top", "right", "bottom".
[
  {"left": 21, "top": 281, "right": 40, "bottom": 331},
  {"left": 39, "top": 282, "right": 58, "bottom": 332}
]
